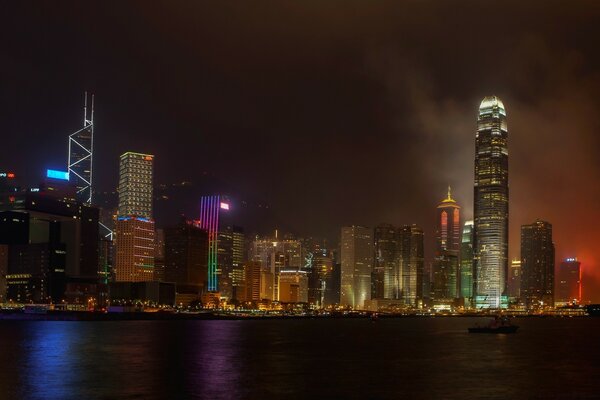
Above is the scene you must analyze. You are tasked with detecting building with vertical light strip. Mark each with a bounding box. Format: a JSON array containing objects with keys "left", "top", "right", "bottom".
[
  {"left": 199, "top": 195, "right": 230, "bottom": 293},
  {"left": 473, "top": 96, "right": 509, "bottom": 309},
  {"left": 459, "top": 220, "right": 474, "bottom": 304},
  {"left": 114, "top": 152, "right": 156, "bottom": 282}
]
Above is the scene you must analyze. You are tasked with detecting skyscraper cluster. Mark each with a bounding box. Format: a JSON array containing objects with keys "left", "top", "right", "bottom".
[{"left": 0, "top": 94, "right": 585, "bottom": 312}]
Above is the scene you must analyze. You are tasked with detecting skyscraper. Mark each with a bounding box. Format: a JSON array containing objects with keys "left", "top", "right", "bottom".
[
  {"left": 117, "top": 152, "right": 154, "bottom": 219},
  {"left": 459, "top": 220, "right": 474, "bottom": 302},
  {"left": 508, "top": 259, "right": 521, "bottom": 300},
  {"left": 397, "top": 224, "right": 424, "bottom": 306},
  {"left": 68, "top": 93, "right": 94, "bottom": 204},
  {"left": 340, "top": 226, "right": 373, "bottom": 309},
  {"left": 555, "top": 258, "right": 581, "bottom": 306},
  {"left": 249, "top": 233, "right": 302, "bottom": 301},
  {"left": 163, "top": 219, "right": 208, "bottom": 300},
  {"left": 521, "top": 220, "right": 555, "bottom": 310},
  {"left": 199, "top": 195, "right": 231, "bottom": 293},
  {"left": 114, "top": 216, "right": 155, "bottom": 282},
  {"left": 432, "top": 188, "right": 460, "bottom": 303},
  {"left": 115, "top": 152, "right": 155, "bottom": 283},
  {"left": 374, "top": 224, "right": 397, "bottom": 299},
  {"left": 473, "top": 96, "right": 509, "bottom": 309}
]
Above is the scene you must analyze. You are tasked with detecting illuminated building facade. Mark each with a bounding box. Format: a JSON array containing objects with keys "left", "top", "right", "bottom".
[
  {"left": 508, "top": 259, "right": 521, "bottom": 300},
  {"left": 473, "top": 96, "right": 509, "bottom": 308},
  {"left": 340, "top": 226, "right": 373, "bottom": 309},
  {"left": 397, "top": 224, "right": 424, "bottom": 306},
  {"left": 459, "top": 220, "right": 474, "bottom": 301},
  {"left": 555, "top": 258, "right": 581, "bottom": 307},
  {"left": 68, "top": 93, "right": 94, "bottom": 204},
  {"left": 199, "top": 195, "right": 230, "bottom": 293},
  {"left": 244, "top": 261, "right": 261, "bottom": 303},
  {"left": 308, "top": 246, "right": 334, "bottom": 307},
  {"left": 117, "top": 152, "right": 154, "bottom": 219},
  {"left": 433, "top": 188, "right": 461, "bottom": 303},
  {"left": 278, "top": 270, "right": 308, "bottom": 303},
  {"left": 249, "top": 234, "right": 303, "bottom": 301},
  {"left": 521, "top": 220, "right": 555, "bottom": 309},
  {"left": 374, "top": 224, "right": 397, "bottom": 300},
  {"left": 115, "top": 216, "right": 155, "bottom": 282}
]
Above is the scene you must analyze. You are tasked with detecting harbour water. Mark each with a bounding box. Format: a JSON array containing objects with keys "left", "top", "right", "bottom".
[{"left": 1, "top": 317, "right": 599, "bottom": 399}]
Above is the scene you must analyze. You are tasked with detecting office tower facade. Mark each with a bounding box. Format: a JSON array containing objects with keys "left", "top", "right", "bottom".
[
  {"left": 459, "top": 221, "right": 474, "bottom": 301},
  {"left": 340, "top": 226, "right": 374, "bottom": 309},
  {"left": 555, "top": 258, "right": 581, "bottom": 307},
  {"left": 397, "top": 224, "right": 424, "bottom": 306},
  {"left": 249, "top": 234, "right": 303, "bottom": 301},
  {"left": 68, "top": 93, "right": 94, "bottom": 204},
  {"left": 199, "top": 195, "right": 231, "bottom": 293},
  {"left": 164, "top": 219, "right": 208, "bottom": 296},
  {"left": 1, "top": 192, "right": 101, "bottom": 302},
  {"left": 215, "top": 225, "right": 245, "bottom": 301},
  {"left": 508, "top": 259, "right": 521, "bottom": 300},
  {"left": 115, "top": 216, "right": 155, "bottom": 282},
  {"left": 374, "top": 224, "right": 397, "bottom": 300},
  {"left": 153, "top": 228, "right": 165, "bottom": 282},
  {"left": 473, "top": 96, "right": 509, "bottom": 308},
  {"left": 244, "top": 261, "right": 261, "bottom": 303},
  {"left": 278, "top": 270, "right": 308, "bottom": 303},
  {"left": 433, "top": 188, "right": 461, "bottom": 303},
  {"left": 521, "top": 220, "right": 555, "bottom": 309},
  {"left": 117, "top": 152, "right": 154, "bottom": 219},
  {"left": 308, "top": 246, "right": 334, "bottom": 307}
]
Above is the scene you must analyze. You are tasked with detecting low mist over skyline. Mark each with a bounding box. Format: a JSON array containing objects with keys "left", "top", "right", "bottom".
[{"left": 1, "top": 1, "right": 599, "bottom": 300}]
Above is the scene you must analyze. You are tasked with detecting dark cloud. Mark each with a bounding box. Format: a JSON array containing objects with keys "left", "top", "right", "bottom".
[{"left": 1, "top": 1, "right": 599, "bottom": 299}]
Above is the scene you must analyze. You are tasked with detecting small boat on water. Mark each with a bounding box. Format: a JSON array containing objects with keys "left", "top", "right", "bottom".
[{"left": 468, "top": 316, "right": 518, "bottom": 334}]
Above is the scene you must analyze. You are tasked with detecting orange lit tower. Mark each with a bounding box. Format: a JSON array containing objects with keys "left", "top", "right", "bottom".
[{"left": 433, "top": 187, "right": 461, "bottom": 302}]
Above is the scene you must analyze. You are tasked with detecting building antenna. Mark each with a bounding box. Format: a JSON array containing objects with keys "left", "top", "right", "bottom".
[{"left": 84, "top": 91, "right": 88, "bottom": 127}]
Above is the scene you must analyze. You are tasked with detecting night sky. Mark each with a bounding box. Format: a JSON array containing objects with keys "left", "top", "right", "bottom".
[{"left": 2, "top": 1, "right": 600, "bottom": 300}]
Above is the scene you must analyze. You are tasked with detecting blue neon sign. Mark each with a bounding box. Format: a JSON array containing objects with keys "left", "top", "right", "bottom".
[{"left": 46, "top": 169, "right": 70, "bottom": 181}]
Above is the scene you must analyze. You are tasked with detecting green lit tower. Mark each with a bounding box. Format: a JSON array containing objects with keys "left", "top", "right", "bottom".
[{"left": 473, "top": 96, "right": 509, "bottom": 309}]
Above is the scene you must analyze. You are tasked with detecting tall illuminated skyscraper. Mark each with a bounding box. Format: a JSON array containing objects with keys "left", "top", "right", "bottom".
[
  {"left": 473, "top": 96, "right": 509, "bottom": 308},
  {"left": 115, "top": 152, "right": 155, "bottom": 282},
  {"left": 521, "top": 220, "right": 555, "bottom": 310},
  {"left": 199, "top": 195, "right": 230, "bottom": 293},
  {"left": 432, "top": 187, "right": 461, "bottom": 303},
  {"left": 340, "top": 226, "right": 373, "bottom": 309},
  {"left": 117, "top": 152, "right": 154, "bottom": 219},
  {"left": 374, "top": 224, "right": 397, "bottom": 299},
  {"left": 398, "top": 224, "right": 424, "bottom": 306},
  {"left": 68, "top": 92, "right": 94, "bottom": 204}
]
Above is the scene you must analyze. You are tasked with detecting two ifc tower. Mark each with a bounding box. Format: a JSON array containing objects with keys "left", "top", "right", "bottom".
[
  {"left": 65, "top": 93, "right": 510, "bottom": 309},
  {"left": 439, "top": 96, "right": 509, "bottom": 309}
]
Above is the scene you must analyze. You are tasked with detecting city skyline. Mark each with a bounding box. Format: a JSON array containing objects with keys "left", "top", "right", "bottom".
[{"left": 1, "top": 2, "right": 599, "bottom": 301}]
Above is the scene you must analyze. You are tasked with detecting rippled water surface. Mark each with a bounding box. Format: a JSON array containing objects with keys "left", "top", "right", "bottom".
[{"left": 1, "top": 317, "right": 599, "bottom": 399}]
